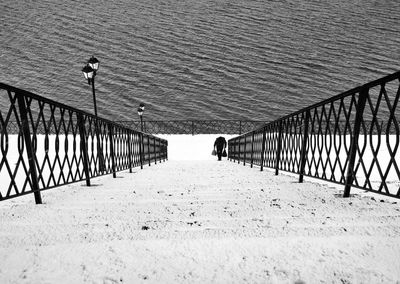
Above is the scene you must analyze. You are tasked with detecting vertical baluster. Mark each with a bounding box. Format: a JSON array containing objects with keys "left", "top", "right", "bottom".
[
  {"left": 275, "top": 120, "right": 283, "bottom": 175},
  {"left": 77, "top": 113, "right": 91, "bottom": 186},
  {"left": 231, "top": 140, "right": 234, "bottom": 162},
  {"left": 139, "top": 132, "right": 144, "bottom": 169},
  {"left": 299, "top": 111, "right": 311, "bottom": 183},
  {"left": 230, "top": 140, "right": 233, "bottom": 162},
  {"left": 260, "top": 127, "right": 266, "bottom": 171},
  {"left": 344, "top": 88, "right": 368, "bottom": 197},
  {"left": 108, "top": 124, "right": 116, "bottom": 178},
  {"left": 127, "top": 130, "right": 133, "bottom": 173},
  {"left": 158, "top": 139, "right": 161, "bottom": 163},
  {"left": 243, "top": 135, "right": 247, "bottom": 166},
  {"left": 238, "top": 136, "right": 241, "bottom": 164},
  {"left": 165, "top": 140, "right": 168, "bottom": 161},
  {"left": 17, "top": 93, "right": 42, "bottom": 204},
  {"left": 236, "top": 139, "right": 239, "bottom": 162},
  {"left": 147, "top": 135, "right": 151, "bottom": 166},
  {"left": 154, "top": 137, "right": 157, "bottom": 165},
  {"left": 250, "top": 132, "right": 255, "bottom": 168}
]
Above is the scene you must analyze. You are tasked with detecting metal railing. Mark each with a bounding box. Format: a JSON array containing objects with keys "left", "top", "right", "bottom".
[
  {"left": 0, "top": 83, "right": 168, "bottom": 203},
  {"left": 228, "top": 71, "right": 400, "bottom": 199},
  {"left": 3, "top": 120, "right": 267, "bottom": 135},
  {"left": 115, "top": 120, "right": 267, "bottom": 135}
]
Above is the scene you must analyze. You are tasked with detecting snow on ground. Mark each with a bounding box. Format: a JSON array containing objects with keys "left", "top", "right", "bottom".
[
  {"left": 157, "top": 134, "right": 236, "bottom": 160},
  {"left": 0, "top": 135, "right": 399, "bottom": 283}
]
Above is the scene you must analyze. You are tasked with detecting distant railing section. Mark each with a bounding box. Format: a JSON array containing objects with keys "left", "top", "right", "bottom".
[
  {"left": 4, "top": 120, "right": 394, "bottom": 135},
  {"left": 114, "top": 120, "right": 267, "bottom": 135},
  {"left": 0, "top": 83, "right": 168, "bottom": 203},
  {"left": 3, "top": 120, "right": 266, "bottom": 135},
  {"left": 4, "top": 120, "right": 395, "bottom": 135},
  {"left": 228, "top": 71, "right": 400, "bottom": 199}
]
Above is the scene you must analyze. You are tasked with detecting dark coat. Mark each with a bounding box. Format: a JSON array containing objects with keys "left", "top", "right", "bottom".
[{"left": 214, "top": 136, "right": 227, "bottom": 151}]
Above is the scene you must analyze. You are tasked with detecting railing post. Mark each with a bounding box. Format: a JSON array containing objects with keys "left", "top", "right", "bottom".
[
  {"left": 16, "top": 94, "right": 42, "bottom": 204},
  {"left": 228, "top": 140, "right": 235, "bottom": 162},
  {"left": 238, "top": 137, "right": 241, "bottom": 164},
  {"left": 158, "top": 139, "right": 161, "bottom": 163},
  {"left": 95, "top": 119, "right": 105, "bottom": 174},
  {"left": 229, "top": 141, "right": 231, "bottom": 161},
  {"left": 147, "top": 135, "right": 151, "bottom": 166},
  {"left": 260, "top": 127, "right": 266, "bottom": 171},
  {"left": 243, "top": 135, "right": 247, "bottom": 166},
  {"left": 239, "top": 121, "right": 242, "bottom": 135},
  {"left": 275, "top": 121, "right": 283, "bottom": 175},
  {"left": 299, "top": 111, "right": 311, "bottom": 183},
  {"left": 108, "top": 124, "right": 116, "bottom": 178},
  {"left": 154, "top": 137, "right": 157, "bottom": 165},
  {"left": 139, "top": 133, "right": 144, "bottom": 169},
  {"left": 77, "top": 113, "right": 91, "bottom": 186},
  {"left": 161, "top": 140, "right": 164, "bottom": 162},
  {"left": 127, "top": 130, "right": 133, "bottom": 173},
  {"left": 343, "top": 88, "right": 368, "bottom": 197},
  {"left": 230, "top": 140, "right": 234, "bottom": 162},
  {"left": 165, "top": 140, "right": 168, "bottom": 161},
  {"left": 250, "top": 132, "right": 255, "bottom": 168},
  {"left": 227, "top": 141, "right": 230, "bottom": 161}
]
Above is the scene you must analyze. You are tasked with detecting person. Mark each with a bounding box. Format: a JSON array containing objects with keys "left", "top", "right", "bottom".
[{"left": 214, "top": 136, "right": 227, "bottom": 161}]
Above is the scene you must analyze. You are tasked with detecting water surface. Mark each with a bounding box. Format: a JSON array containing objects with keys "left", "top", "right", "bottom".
[{"left": 1, "top": 0, "right": 399, "bottom": 121}]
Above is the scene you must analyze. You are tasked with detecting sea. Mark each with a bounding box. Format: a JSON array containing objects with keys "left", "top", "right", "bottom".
[{"left": 0, "top": 0, "right": 399, "bottom": 122}]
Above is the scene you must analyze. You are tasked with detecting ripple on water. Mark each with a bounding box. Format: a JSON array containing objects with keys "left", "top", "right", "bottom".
[{"left": 0, "top": 0, "right": 399, "bottom": 121}]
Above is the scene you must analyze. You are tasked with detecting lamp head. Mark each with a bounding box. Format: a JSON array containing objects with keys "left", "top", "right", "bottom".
[
  {"left": 88, "top": 56, "right": 99, "bottom": 71},
  {"left": 82, "top": 64, "right": 94, "bottom": 84}
]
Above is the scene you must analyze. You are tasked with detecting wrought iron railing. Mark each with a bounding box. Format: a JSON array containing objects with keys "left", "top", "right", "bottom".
[
  {"left": 115, "top": 120, "right": 267, "bottom": 135},
  {"left": 0, "top": 83, "right": 168, "bottom": 203},
  {"left": 228, "top": 71, "right": 400, "bottom": 199},
  {"left": 3, "top": 120, "right": 266, "bottom": 135}
]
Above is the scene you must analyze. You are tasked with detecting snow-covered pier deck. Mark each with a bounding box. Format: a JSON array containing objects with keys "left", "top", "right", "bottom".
[{"left": 0, "top": 135, "right": 399, "bottom": 283}]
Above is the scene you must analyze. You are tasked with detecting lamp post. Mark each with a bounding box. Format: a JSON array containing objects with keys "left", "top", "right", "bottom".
[
  {"left": 82, "top": 56, "right": 100, "bottom": 117},
  {"left": 137, "top": 103, "right": 145, "bottom": 132},
  {"left": 82, "top": 56, "right": 104, "bottom": 172},
  {"left": 137, "top": 103, "right": 145, "bottom": 169}
]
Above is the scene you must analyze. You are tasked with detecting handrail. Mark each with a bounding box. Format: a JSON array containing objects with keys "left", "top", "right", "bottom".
[
  {"left": 228, "top": 71, "right": 400, "bottom": 199},
  {"left": 238, "top": 70, "right": 400, "bottom": 136},
  {"left": 0, "top": 84, "right": 168, "bottom": 203}
]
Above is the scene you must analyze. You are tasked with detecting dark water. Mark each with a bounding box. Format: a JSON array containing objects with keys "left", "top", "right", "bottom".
[{"left": 1, "top": 0, "right": 399, "bottom": 121}]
